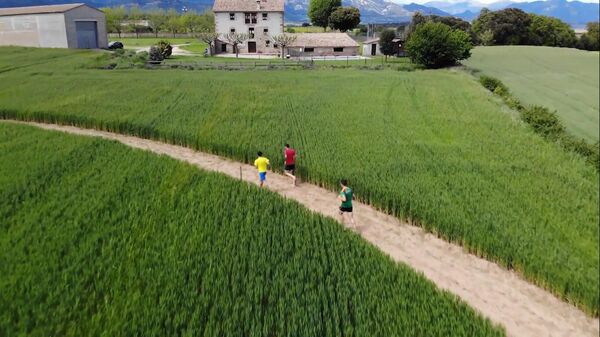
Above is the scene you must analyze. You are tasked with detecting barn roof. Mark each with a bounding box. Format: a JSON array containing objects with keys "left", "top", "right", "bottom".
[
  {"left": 289, "top": 33, "right": 360, "bottom": 48},
  {"left": 213, "top": 0, "right": 284, "bottom": 12},
  {"left": 0, "top": 3, "right": 100, "bottom": 16}
]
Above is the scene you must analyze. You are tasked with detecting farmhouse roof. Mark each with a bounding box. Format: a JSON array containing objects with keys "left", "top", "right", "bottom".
[
  {"left": 0, "top": 3, "right": 99, "bottom": 16},
  {"left": 289, "top": 33, "right": 359, "bottom": 48},
  {"left": 213, "top": 0, "right": 284, "bottom": 12},
  {"left": 363, "top": 38, "right": 379, "bottom": 44}
]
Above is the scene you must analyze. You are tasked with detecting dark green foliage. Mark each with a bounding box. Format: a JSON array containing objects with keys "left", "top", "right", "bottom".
[
  {"left": 379, "top": 29, "right": 397, "bottom": 59},
  {"left": 328, "top": 6, "right": 361, "bottom": 32},
  {"left": 148, "top": 46, "right": 164, "bottom": 62},
  {"left": 521, "top": 106, "right": 565, "bottom": 139},
  {"left": 0, "top": 123, "right": 505, "bottom": 336},
  {"left": 528, "top": 14, "right": 577, "bottom": 48},
  {"left": 473, "top": 8, "right": 532, "bottom": 45},
  {"left": 308, "top": 0, "right": 341, "bottom": 29},
  {"left": 405, "top": 22, "right": 473, "bottom": 68},
  {"left": 157, "top": 40, "right": 173, "bottom": 58},
  {"left": 479, "top": 75, "right": 507, "bottom": 92},
  {"left": 578, "top": 22, "right": 600, "bottom": 51}
]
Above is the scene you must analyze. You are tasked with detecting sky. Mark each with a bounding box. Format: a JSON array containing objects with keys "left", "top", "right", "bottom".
[{"left": 390, "top": 0, "right": 600, "bottom": 3}]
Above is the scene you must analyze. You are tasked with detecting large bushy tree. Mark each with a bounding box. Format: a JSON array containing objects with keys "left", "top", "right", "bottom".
[
  {"left": 308, "top": 0, "right": 341, "bottom": 30},
  {"left": 328, "top": 7, "right": 360, "bottom": 32},
  {"left": 578, "top": 22, "right": 599, "bottom": 51},
  {"left": 528, "top": 14, "right": 577, "bottom": 47},
  {"left": 379, "top": 29, "right": 396, "bottom": 61},
  {"left": 472, "top": 8, "right": 531, "bottom": 45},
  {"left": 406, "top": 21, "right": 472, "bottom": 68}
]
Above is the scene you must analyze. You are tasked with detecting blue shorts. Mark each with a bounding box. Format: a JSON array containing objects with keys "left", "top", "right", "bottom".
[{"left": 259, "top": 172, "right": 267, "bottom": 181}]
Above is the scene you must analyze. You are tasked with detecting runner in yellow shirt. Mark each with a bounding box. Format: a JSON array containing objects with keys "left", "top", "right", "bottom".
[{"left": 254, "top": 151, "right": 270, "bottom": 188}]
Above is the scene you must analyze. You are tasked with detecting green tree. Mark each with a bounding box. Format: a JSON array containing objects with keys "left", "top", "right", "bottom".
[
  {"left": 478, "top": 29, "right": 495, "bottom": 45},
  {"left": 528, "top": 14, "right": 577, "bottom": 47},
  {"left": 166, "top": 15, "right": 184, "bottom": 38},
  {"left": 407, "top": 12, "right": 427, "bottom": 36},
  {"left": 473, "top": 8, "right": 531, "bottom": 45},
  {"left": 102, "top": 6, "right": 126, "bottom": 37},
  {"left": 181, "top": 11, "right": 204, "bottom": 34},
  {"left": 578, "top": 22, "right": 599, "bottom": 51},
  {"left": 148, "top": 9, "right": 168, "bottom": 38},
  {"left": 379, "top": 29, "right": 396, "bottom": 61},
  {"left": 328, "top": 7, "right": 360, "bottom": 32},
  {"left": 308, "top": 0, "right": 341, "bottom": 30},
  {"left": 406, "top": 21, "right": 473, "bottom": 68}
]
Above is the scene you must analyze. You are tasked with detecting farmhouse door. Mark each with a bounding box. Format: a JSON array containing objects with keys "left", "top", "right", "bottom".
[
  {"left": 75, "top": 21, "right": 98, "bottom": 49},
  {"left": 371, "top": 44, "right": 376, "bottom": 56},
  {"left": 248, "top": 41, "right": 256, "bottom": 53}
]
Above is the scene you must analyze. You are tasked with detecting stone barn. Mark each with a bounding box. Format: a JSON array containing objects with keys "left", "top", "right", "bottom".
[
  {"left": 287, "top": 33, "right": 359, "bottom": 57},
  {"left": 0, "top": 3, "right": 108, "bottom": 49}
]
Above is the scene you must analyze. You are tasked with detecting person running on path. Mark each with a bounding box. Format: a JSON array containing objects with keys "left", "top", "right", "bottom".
[
  {"left": 254, "top": 151, "right": 270, "bottom": 188},
  {"left": 283, "top": 144, "right": 297, "bottom": 186},
  {"left": 338, "top": 179, "right": 356, "bottom": 228}
]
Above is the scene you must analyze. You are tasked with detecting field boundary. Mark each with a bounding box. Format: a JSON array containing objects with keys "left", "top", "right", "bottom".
[{"left": 4, "top": 119, "right": 597, "bottom": 337}]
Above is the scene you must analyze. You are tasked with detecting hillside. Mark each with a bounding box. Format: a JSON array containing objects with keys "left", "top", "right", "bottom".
[
  {"left": 464, "top": 46, "right": 600, "bottom": 142},
  {"left": 0, "top": 47, "right": 598, "bottom": 314}
]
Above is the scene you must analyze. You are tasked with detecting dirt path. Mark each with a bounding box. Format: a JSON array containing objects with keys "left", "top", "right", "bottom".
[{"left": 7, "top": 120, "right": 598, "bottom": 337}]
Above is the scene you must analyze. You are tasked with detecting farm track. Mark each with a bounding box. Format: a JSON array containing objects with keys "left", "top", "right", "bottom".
[{"left": 5, "top": 120, "right": 598, "bottom": 337}]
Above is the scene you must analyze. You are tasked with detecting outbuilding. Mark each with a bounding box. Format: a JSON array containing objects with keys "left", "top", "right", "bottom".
[
  {"left": 362, "top": 37, "right": 405, "bottom": 57},
  {"left": 287, "top": 33, "right": 359, "bottom": 57},
  {"left": 0, "top": 3, "right": 107, "bottom": 49}
]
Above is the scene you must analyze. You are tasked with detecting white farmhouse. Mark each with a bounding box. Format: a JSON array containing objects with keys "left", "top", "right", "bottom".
[
  {"left": 213, "top": 0, "right": 284, "bottom": 54},
  {"left": 0, "top": 3, "right": 107, "bottom": 49}
]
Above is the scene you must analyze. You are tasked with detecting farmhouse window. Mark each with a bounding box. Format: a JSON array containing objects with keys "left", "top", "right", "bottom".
[
  {"left": 262, "top": 13, "right": 268, "bottom": 20},
  {"left": 266, "top": 40, "right": 270, "bottom": 46},
  {"left": 264, "top": 28, "right": 268, "bottom": 33},
  {"left": 249, "top": 27, "right": 255, "bottom": 38},
  {"left": 304, "top": 47, "right": 314, "bottom": 52},
  {"left": 229, "top": 13, "right": 235, "bottom": 20},
  {"left": 245, "top": 12, "right": 257, "bottom": 24},
  {"left": 274, "top": 43, "right": 278, "bottom": 48},
  {"left": 230, "top": 28, "right": 236, "bottom": 33},
  {"left": 333, "top": 47, "right": 344, "bottom": 52},
  {"left": 221, "top": 44, "right": 227, "bottom": 52}
]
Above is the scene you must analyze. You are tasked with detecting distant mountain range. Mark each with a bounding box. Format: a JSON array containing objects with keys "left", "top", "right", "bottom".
[{"left": 1, "top": 0, "right": 598, "bottom": 26}]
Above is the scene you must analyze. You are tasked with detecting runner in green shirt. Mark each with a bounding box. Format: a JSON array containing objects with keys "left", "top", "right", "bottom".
[{"left": 338, "top": 179, "right": 356, "bottom": 228}]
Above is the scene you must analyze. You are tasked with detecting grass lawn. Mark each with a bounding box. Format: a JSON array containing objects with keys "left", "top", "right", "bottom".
[
  {"left": 0, "top": 47, "right": 598, "bottom": 314},
  {"left": 0, "top": 122, "right": 503, "bottom": 336},
  {"left": 464, "top": 46, "right": 600, "bottom": 142}
]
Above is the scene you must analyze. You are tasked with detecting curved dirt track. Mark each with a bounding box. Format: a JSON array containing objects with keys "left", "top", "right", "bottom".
[{"left": 7, "top": 120, "right": 598, "bottom": 337}]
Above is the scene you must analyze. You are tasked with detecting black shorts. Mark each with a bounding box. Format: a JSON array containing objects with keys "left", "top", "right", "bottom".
[
  {"left": 339, "top": 206, "right": 353, "bottom": 213},
  {"left": 285, "top": 164, "right": 295, "bottom": 171}
]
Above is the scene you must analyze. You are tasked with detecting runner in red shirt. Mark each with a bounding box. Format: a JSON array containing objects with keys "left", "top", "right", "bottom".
[{"left": 284, "top": 143, "right": 297, "bottom": 186}]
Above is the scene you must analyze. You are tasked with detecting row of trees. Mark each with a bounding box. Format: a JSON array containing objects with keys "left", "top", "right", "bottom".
[
  {"left": 102, "top": 7, "right": 214, "bottom": 37},
  {"left": 308, "top": 0, "right": 360, "bottom": 32},
  {"left": 472, "top": 8, "right": 598, "bottom": 50}
]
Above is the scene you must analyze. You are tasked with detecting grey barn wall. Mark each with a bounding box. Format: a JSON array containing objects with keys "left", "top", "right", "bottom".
[{"left": 0, "top": 13, "right": 68, "bottom": 48}]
